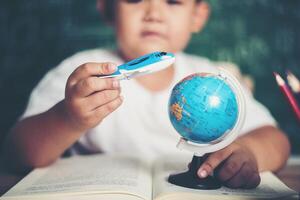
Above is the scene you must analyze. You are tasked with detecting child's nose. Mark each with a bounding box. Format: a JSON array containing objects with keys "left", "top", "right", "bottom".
[{"left": 143, "top": 0, "right": 163, "bottom": 22}]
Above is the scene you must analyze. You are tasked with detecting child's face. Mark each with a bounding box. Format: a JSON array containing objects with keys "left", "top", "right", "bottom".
[{"left": 113, "top": 0, "right": 208, "bottom": 60}]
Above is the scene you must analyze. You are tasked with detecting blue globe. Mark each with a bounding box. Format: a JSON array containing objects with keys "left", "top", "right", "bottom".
[{"left": 169, "top": 73, "right": 239, "bottom": 143}]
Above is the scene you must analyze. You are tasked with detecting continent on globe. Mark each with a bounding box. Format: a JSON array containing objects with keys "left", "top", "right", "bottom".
[{"left": 170, "top": 103, "right": 183, "bottom": 121}]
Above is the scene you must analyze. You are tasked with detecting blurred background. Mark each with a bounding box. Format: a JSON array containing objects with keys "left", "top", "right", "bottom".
[{"left": 0, "top": 0, "right": 299, "bottom": 153}]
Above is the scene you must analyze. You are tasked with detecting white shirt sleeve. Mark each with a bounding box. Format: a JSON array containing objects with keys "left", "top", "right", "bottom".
[
  {"left": 240, "top": 86, "right": 277, "bottom": 135},
  {"left": 21, "top": 57, "right": 75, "bottom": 119}
]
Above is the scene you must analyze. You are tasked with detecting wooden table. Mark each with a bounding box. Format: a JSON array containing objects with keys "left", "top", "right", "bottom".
[
  {"left": 276, "top": 156, "right": 300, "bottom": 193},
  {"left": 1, "top": 157, "right": 300, "bottom": 196}
]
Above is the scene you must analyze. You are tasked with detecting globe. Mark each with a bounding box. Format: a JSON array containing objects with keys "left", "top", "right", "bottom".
[
  {"left": 169, "top": 72, "right": 241, "bottom": 144},
  {"left": 168, "top": 71, "right": 246, "bottom": 190}
]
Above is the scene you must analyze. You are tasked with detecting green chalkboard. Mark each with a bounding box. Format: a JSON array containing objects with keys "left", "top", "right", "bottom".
[{"left": 0, "top": 0, "right": 299, "bottom": 153}]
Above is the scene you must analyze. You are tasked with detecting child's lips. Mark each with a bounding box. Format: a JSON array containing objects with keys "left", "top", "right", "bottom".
[{"left": 141, "top": 31, "right": 166, "bottom": 39}]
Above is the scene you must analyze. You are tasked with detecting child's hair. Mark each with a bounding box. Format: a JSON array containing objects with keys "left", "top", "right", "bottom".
[{"left": 103, "top": 0, "right": 203, "bottom": 22}]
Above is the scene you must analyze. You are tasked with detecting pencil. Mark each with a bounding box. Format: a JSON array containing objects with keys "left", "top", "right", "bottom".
[
  {"left": 286, "top": 70, "right": 300, "bottom": 94},
  {"left": 274, "top": 72, "right": 300, "bottom": 122}
]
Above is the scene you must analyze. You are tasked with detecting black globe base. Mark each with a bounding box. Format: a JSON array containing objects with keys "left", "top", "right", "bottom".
[
  {"left": 168, "top": 170, "right": 221, "bottom": 190},
  {"left": 168, "top": 155, "right": 221, "bottom": 190}
]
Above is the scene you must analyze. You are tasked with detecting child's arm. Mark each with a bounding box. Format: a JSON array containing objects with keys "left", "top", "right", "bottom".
[
  {"left": 1, "top": 62, "right": 123, "bottom": 173},
  {"left": 197, "top": 126, "right": 290, "bottom": 189}
]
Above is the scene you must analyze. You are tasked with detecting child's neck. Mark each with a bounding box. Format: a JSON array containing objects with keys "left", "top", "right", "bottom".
[{"left": 135, "top": 65, "right": 175, "bottom": 92}]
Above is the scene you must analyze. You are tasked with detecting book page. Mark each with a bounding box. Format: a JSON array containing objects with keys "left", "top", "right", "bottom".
[
  {"left": 152, "top": 154, "right": 298, "bottom": 200},
  {"left": 3, "top": 154, "right": 152, "bottom": 200}
]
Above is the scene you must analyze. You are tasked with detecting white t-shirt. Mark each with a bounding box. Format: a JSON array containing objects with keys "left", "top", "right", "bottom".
[{"left": 22, "top": 49, "right": 276, "bottom": 159}]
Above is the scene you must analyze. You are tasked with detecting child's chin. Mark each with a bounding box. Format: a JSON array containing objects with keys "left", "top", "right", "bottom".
[{"left": 137, "top": 45, "right": 170, "bottom": 54}]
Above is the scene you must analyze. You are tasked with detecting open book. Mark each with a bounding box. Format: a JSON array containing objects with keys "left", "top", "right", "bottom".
[{"left": 1, "top": 154, "right": 298, "bottom": 200}]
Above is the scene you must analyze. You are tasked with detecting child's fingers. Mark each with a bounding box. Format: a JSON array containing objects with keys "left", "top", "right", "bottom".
[
  {"left": 214, "top": 152, "right": 244, "bottom": 182},
  {"left": 197, "top": 147, "right": 233, "bottom": 178},
  {"left": 68, "top": 62, "right": 117, "bottom": 87},
  {"left": 73, "top": 77, "right": 120, "bottom": 97},
  {"left": 93, "top": 96, "right": 123, "bottom": 119},
  {"left": 224, "top": 163, "right": 260, "bottom": 189},
  {"left": 85, "top": 89, "right": 121, "bottom": 111},
  {"left": 244, "top": 172, "right": 261, "bottom": 189}
]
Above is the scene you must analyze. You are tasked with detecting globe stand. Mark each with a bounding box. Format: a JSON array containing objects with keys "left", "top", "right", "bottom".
[{"left": 168, "top": 154, "right": 221, "bottom": 190}]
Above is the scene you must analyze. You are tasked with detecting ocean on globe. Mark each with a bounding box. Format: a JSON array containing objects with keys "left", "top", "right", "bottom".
[{"left": 168, "top": 73, "right": 239, "bottom": 144}]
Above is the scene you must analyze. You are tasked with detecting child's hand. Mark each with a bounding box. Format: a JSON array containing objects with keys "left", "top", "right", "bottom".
[
  {"left": 64, "top": 62, "right": 123, "bottom": 132},
  {"left": 197, "top": 142, "right": 261, "bottom": 189}
]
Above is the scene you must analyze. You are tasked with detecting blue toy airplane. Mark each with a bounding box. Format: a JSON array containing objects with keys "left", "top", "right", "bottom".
[{"left": 99, "top": 51, "right": 175, "bottom": 80}]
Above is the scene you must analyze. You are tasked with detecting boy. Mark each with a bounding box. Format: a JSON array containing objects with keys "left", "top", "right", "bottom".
[{"left": 2, "top": 0, "right": 290, "bottom": 189}]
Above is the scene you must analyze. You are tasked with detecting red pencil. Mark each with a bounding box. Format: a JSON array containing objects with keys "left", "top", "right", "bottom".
[{"left": 274, "top": 72, "right": 300, "bottom": 122}]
